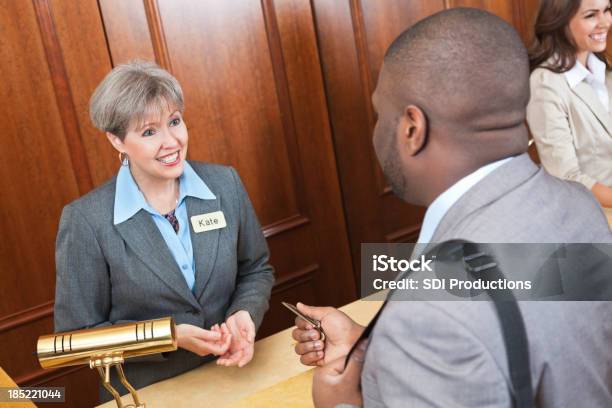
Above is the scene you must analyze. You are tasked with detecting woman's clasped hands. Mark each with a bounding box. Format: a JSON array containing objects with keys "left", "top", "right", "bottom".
[
  {"left": 176, "top": 322, "right": 232, "bottom": 357},
  {"left": 176, "top": 310, "right": 256, "bottom": 368},
  {"left": 214, "top": 310, "right": 256, "bottom": 368}
]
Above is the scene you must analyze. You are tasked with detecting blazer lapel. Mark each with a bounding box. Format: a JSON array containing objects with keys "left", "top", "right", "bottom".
[
  {"left": 429, "top": 154, "right": 539, "bottom": 244},
  {"left": 187, "top": 195, "right": 222, "bottom": 301},
  {"left": 572, "top": 81, "right": 612, "bottom": 136},
  {"left": 115, "top": 210, "right": 199, "bottom": 308},
  {"left": 605, "top": 71, "right": 612, "bottom": 129}
]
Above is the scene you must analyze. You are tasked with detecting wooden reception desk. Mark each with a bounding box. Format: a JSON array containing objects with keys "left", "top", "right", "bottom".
[{"left": 98, "top": 298, "right": 383, "bottom": 408}]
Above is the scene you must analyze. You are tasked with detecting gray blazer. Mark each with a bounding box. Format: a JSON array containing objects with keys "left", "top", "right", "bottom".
[
  {"left": 54, "top": 162, "right": 274, "bottom": 397},
  {"left": 360, "top": 155, "right": 612, "bottom": 407},
  {"left": 527, "top": 66, "right": 612, "bottom": 189}
]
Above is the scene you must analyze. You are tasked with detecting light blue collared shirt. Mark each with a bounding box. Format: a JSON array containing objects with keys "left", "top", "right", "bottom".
[
  {"left": 113, "top": 162, "right": 216, "bottom": 290},
  {"left": 417, "top": 157, "right": 514, "bottom": 244}
]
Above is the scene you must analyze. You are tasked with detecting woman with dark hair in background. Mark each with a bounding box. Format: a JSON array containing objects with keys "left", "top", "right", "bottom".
[{"left": 527, "top": 0, "right": 612, "bottom": 208}]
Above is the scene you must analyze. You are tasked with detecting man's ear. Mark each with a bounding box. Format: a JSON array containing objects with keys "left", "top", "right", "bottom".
[
  {"left": 106, "top": 132, "right": 124, "bottom": 153},
  {"left": 397, "top": 105, "right": 427, "bottom": 156}
]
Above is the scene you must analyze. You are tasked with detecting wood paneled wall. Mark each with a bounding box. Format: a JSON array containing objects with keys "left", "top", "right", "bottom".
[
  {"left": 0, "top": 1, "right": 538, "bottom": 406},
  {"left": 313, "top": 0, "right": 537, "bottom": 284}
]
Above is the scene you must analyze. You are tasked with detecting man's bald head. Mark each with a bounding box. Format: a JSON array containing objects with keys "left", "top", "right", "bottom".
[
  {"left": 372, "top": 8, "right": 531, "bottom": 206},
  {"left": 381, "top": 8, "right": 529, "bottom": 134}
]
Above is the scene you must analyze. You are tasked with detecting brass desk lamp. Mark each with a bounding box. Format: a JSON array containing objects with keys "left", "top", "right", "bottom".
[{"left": 37, "top": 317, "right": 177, "bottom": 408}]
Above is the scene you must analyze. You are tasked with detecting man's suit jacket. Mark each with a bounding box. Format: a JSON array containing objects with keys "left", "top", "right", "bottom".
[
  {"left": 360, "top": 154, "right": 612, "bottom": 407},
  {"left": 526, "top": 66, "right": 612, "bottom": 189},
  {"left": 54, "top": 162, "right": 274, "bottom": 397}
]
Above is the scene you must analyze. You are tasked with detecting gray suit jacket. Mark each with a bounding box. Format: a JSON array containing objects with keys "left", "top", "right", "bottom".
[
  {"left": 360, "top": 154, "right": 612, "bottom": 407},
  {"left": 54, "top": 162, "right": 274, "bottom": 398}
]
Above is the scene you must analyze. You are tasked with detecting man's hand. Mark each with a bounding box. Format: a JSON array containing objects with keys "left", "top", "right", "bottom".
[
  {"left": 312, "top": 339, "right": 368, "bottom": 408},
  {"left": 291, "top": 302, "right": 365, "bottom": 366},
  {"left": 216, "top": 310, "right": 256, "bottom": 367},
  {"left": 176, "top": 323, "right": 232, "bottom": 356}
]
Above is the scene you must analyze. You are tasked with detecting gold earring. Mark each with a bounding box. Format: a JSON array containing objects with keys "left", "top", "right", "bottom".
[{"left": 119, "top": 152, "right": 129, "bottom": 166}]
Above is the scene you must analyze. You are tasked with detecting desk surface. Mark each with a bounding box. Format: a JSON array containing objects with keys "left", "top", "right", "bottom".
[
  {"left": 98, "top": 299, "right": 383, "bottom": 408},
  {"left": 0, "top": 367, "right": 37, "bottom": 408}
]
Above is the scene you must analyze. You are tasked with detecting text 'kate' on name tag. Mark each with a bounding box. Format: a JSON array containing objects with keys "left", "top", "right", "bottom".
[{"left": 190, "top": 211, "right": 227, "bottom": 233}]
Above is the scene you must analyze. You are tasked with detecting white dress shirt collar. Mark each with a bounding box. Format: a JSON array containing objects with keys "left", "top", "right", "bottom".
[
  {"left": 564, "top": 53, "right": 606, "bottom": 88},
  {"left": 564, "top": 53, "right": 609, "bottom": 112},
  {"left": 416, "top": 156, "right": 514, "bottom": 244}
]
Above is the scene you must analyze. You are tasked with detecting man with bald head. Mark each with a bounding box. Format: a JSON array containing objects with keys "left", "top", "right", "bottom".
[
  {"left": 293, "top": 8, "right": 612, "bottom": 408},
  {"left": 373, "top": 7, "right": 530, "bottom": 212}
]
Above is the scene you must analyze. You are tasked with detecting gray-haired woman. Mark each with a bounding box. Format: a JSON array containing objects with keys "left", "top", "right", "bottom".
[{"left": 53, "top": 61, "right": 274, "bottom": 398}]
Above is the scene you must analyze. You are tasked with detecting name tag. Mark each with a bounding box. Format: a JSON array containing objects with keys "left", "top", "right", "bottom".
[{"left": 190, "top": 211, "right": 227, "bottom": 233}]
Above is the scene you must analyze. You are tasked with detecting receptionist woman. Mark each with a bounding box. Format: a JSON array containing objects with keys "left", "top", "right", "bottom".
[{"left": 53, "top": 61, "right": 274, "bottom": 396}]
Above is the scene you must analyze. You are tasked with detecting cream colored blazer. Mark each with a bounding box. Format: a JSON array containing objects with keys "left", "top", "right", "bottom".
[{"left": 526, "top": 66, "right": 612, "bottom": 189}]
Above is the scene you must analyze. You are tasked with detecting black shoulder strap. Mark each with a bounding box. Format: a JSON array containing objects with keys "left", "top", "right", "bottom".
[
  {"left": 347, "top": 240, "right": 534, "bottom": 408},
  {"left": 459, "top": 242, "right": 534, "bottom": 408}
]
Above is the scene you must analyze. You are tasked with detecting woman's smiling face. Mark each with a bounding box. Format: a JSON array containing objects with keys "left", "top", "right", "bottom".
[
  {"left": 108, "top": 102, "right": 188, "bottom": 186},
  {"left": 569, "top": 0, "right": 612, "bottom": 58}
]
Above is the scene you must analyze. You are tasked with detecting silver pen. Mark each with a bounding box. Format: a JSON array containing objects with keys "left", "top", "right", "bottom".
[{"left": 282, "top": 302, "right": 326, "bottom": 342}]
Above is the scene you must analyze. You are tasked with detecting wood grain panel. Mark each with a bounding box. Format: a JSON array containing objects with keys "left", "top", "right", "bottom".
[
  {"left": 262, "top": 214, "right": 309, "bottom": 238},
  {"left": 520, "top": 0, "right": 540, "bottom": 44},
  {"left": 155, "top": 0, "right": 300, "bottom": 226},
  {"left": 260, "top": 0, "right": 311, "bottom": 222},
  {"left": 312, "top": 0, "right": 440, "bottom": 280},
  {"left": 272, "top": 264, "right": 319, "bottom": 295},
  {"left": 0, "top": 0, "right": 80, "bottom": 316},
  {"left": 50, "top": 0, "right": 117, "bottom": 188},
  {"left": 143, "top": 0, "right": 173, "bottom": 70},
  {"left": 1, "top": 315, "right": 53, "bottom": 381},
  {"left": 361, "top": 0, "right": 445, "bottom": 88},
  {"left": 381, "top": 194, "right": 426, "bottom": 241},
  {"left": 261, "top": 265, "right": 320, "bottom": 336},
  {"left": 448, "top": 0, "right": 514, "bottom": 24},
  {"left": 33, "top": 0, "right": 94, "bottom": 195},
  {"left": 99, "top": 0, "right": 156, "bottom": 65},
  {"left": 266, "top": 223, "right": 317, "bottom": 285},
  {"left": 32, "top": 367, "right": 99, "bottom": 408},
  {"left": 270, "top": 0, "right": 356, "bottom": 304},
  {"left": 447, "top": 0, "right": 533, "bottom": 42},
  {"left": 311, "top": 0, "right": 383, "bottom": 281},
  {"left": 0, "top": 301, "right": 53, "bottom": 333}
]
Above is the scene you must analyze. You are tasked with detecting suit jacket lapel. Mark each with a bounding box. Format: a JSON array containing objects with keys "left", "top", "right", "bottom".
[
  {"left": 572, "top": 81, "right": 612, "bottom": 136},
  {"left": 429, "top": 154, "right": 539, "bottom": 244},
  {"left": 605, "top": 72, "right": 612, "bottom": 135},
  {"left": 115, "top": 210, "right": 199, "bottom": 308},
  {"left": 187, "top": 195, "right": 222, "bottom": 301}
]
